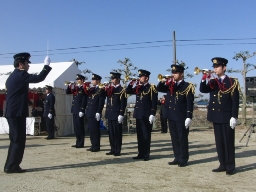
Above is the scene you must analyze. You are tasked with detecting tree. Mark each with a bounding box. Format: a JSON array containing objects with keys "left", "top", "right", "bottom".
[
  {"left": 70, "top": 59, "right": 85, "bottom": 66},
  {"left": 111, "top": 58, "right": 138, "bottom": 87},
  {"left": 70, "top": 59, "right": 92, "bottom": 80},
  {"left": 81, "top": 68, "right": 93, "bottom": 81},
  {"left": 228, "top": 51, "right": 256, "bottom": 125}
]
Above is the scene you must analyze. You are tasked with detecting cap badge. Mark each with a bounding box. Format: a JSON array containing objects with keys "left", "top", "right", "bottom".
[
  {"left": 172, "top": 66, "right": 176, "bottom": 70},
  {"left": 213, "top": 59, "right": 218, "bottom": 64}
]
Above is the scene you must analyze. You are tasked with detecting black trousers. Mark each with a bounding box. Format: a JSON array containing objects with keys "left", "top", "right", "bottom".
[
  {"left": 108, "top": 120, "right": 123, "bottom": 154},
  {"left": 160, "top": 115, "right": 168, "bottom": 133},
  {"left": 5, "top": 117, "right": 26, "bottom": 170},
  {"left": 168, "top": 120, "right": 189, "bottom": 164},
  {"left": 213, "top": 123, "right": 235, "bottom": 171},
  {"left": 88, "top": 117, "right": 101, "bottom": 150},
  {"left": 136, "top": 118, "right": 152, "bottom": 159},
  {"left": 73, "top": 114, "right": 85, "bottom": 147},
  {"left": 45, "top": 117, "right": 55, "bottom": 139}
]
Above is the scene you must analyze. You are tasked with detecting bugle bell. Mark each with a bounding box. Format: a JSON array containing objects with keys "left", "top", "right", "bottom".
[
  {"left": 126, "top": 76, "right": 139, "bottom": 81},
  {"left": 194, "top": 67, "right": 213, "bottom": 75},
  {"left": 64, "top": 81, "right": 75, "bottom": 85},
  {"left": 157, "top": 74, "right": 173, "bottom": 81}
]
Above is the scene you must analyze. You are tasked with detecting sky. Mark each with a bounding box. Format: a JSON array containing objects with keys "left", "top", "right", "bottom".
[{"left": 0, "top": 0, "right": 256, "bottom": 101}]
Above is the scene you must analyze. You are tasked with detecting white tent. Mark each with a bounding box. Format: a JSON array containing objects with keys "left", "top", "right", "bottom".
[{"left": 0, "top": 62, "right": 81, "bottom": 136}]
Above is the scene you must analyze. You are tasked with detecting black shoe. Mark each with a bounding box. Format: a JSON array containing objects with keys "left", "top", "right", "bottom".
[
  {"left": 91, "top": 148, "right": 100, "bottom": 152},
  {"left": 178, "top": 162, "right": 188, "bottom": 167},
  {"left": 132, "top": 156, "right": 143, "bottom": 160},
  {"left": 114, "top": 153, "right": 121, "bottom": 156},
  {"left": 76, "top": 146, "right": 84, "bottom": 148},
  {"left": 168, "top": 161, "right": 179, "bottom": 165},
  {"left": 4, "top": 168, "right": 26, "bottom": 174},
  {"left": 143, "top": 157, "right": 149, "bottom": 161},
  {"left": 226, "top": 169, "right": 235, "bottom": 175},
  {"left": 44, "top": 137, "right": 49, "bottom": 139},
  {"left": 106, "top": 152, "right": 115, "bottom": 155},
  {"left": 71, "top": 145, "right": 77, "bottom": 148},
  {"left": 212, "top": 168, "right": 226, "bottom": 172},
  {"left": 87, "top": 148, "right": 92, "bottom": 151}
]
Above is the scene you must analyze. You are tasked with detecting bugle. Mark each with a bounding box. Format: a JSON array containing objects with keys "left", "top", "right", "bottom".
[
  {"left": 64, "top": 81, "right": 75, "bottom": 85},
  {"left": 157, "top": 74, "right": 173, "bottom": 81},
  {"left": 194, "top": 67, "right": 213, "bottom": 75},
  {"left": 124, "top": 75, "right": 139, "bottom": 81}
]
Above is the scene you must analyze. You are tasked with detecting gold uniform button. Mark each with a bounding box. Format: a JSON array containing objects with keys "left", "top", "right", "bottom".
[
  {"left": 174, "top": 108, "right": 175, "bottom": 110},
  {"left": 212, "top": 108, "right": 214, "bottom": 110},
  {"left": 214, "top": 95, "right": 216, "bottom": 97},
  {"left": 213, "top": 102, "right": 215, "bottom": 104},
  {"left": 170, "top": 100, "right": 171, "bottom": 102}
]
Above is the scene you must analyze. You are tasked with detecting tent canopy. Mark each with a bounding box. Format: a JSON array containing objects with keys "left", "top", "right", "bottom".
[{"left": 0, "top": 62, "right": 81, "bottom": 91}]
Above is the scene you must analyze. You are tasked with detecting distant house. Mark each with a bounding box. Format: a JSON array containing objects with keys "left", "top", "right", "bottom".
[{"left": 195, "top": 101, "right": 208, "bottom": 111}]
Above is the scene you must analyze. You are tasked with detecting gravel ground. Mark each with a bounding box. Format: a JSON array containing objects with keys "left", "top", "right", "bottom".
[{"left": 0, "top": 127, "right": 256, "bottom": 192}]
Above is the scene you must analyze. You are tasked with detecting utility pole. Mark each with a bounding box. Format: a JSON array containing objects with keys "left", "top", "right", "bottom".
[{"left": 173, "top": 31, "right": 176, "bottom": 64}]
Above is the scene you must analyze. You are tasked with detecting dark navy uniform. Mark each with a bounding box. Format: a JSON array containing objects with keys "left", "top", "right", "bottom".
[
  {"left": 126, "top": 69, "right": 158, "bottom": 161},
  {"left": 43, "top": 86, "right": 56, "bottom": 139},
  {"left": 105, "top": 72, "right": 127, "bottom": 155},
  {"left": 200, "top": 57, "right": 239, "bottom": 174},
  {"left": 4, "top": 53, "right": 51, "bottom": 173},
  {"left": 157, "top": 96, "right": 168, "bottom": 133},
  {"left": 35, "top": 94, "right": 46, "bottom": 131},
  {"left": 157, "top": 65, "right": 194, "bottom": 166},
  {"left": 66, "top": 74, "right": 87, "bottom": 148},
  {"left": 86, "top": 74, "right": 106, "bottom": 151}
]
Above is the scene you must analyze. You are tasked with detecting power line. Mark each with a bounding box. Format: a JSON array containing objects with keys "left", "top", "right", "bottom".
[{"left": 1, "top": 38, "right": 256, "bottom": 58}]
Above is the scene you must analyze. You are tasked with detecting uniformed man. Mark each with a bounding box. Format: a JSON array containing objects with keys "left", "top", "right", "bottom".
[
  {"left": 4, "top": 53, "right": 51, "bottom": 173},
  {"left": 35, "top": 93, "right": 45, "bottom": 131},
  {"left": 66, "top": 74, "right": 87, "bottom": 148},
  {"left": 126, "top": 69, "right": 158, "bottom": 161},
  {"left": 157, "top": 95, "right": 168, "bottom": 133},
  {"left": 200, "top": 57, "right": 239, "bottom": 175},
  {"left": 86, "top": 74, "right": 106, "bottom": 152},
  {"left": 43, "top": 85, "right": 56, "bottom": 140},
  {"left": 105, "top": 72, "right": 127, "bottom": 156},
  {"left": 157, "top": 64, "right": 195, "bottom": 167}
]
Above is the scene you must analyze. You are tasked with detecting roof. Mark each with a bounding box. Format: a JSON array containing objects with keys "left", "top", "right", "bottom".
[
  {"left": 0, "top": 62, "right": 81, "bottom": 91},
  {"left": 196, "top": 101, "right": 208, "bottom": 105}
]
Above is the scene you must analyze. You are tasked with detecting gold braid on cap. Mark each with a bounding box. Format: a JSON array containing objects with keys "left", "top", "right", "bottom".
[
  {"left": 175, "top": 83, "right": 195, "bottom": 100},
  {"left": 217, "top": 78, "right": 241, "bottom": 103}
]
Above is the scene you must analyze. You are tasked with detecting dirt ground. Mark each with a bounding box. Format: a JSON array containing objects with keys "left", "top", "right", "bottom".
[{"left": 0, "top": 127, "right": 256, "bottom": 192}]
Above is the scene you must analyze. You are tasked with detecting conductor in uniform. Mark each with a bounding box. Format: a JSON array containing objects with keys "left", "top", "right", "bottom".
[
  {"left": 126, "top": 69, "right": 158, "bottom": 161},
  {"left": 66, "top": 74, "right": 87, "bottom": 148},
  {"left": 43, "top": 85, "right": 56, "bottom": 140},
  {"left": 86, "top": 74, "right": 106, "bottom": 152},
  {"left": 200, "top": 57, "right": 239, "bottom": 175},
  {"left": 4, "top": 53, "right": 51, "bottom": 173},
  {"left": 105, "top": 72, "right": 127, "bottom": 156},
  {"left": 157, "top": 64, "right": 195, "bottom": 167}
]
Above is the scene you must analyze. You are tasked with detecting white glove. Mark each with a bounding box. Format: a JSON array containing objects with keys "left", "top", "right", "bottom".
[
  {"left": 79, "top": 112, "right": 84, "bottom": 117},
  {"left": 44, "top": 56, "right": 51, "bottom": 66},
  {"left": 95, "top": 113, "right": 100, "bottom": 121},
  {"left": 185, "top": 118, "right": 192, "bottom": 129},
  {"left": 149, "top": 115, "right": 155, "bottom": 124},
  {"left": 118, "top": 115, "right": 124, "bottom": 124},
  {"left": 230, "top": 117, "right": 236, "bottom": 129},
  {"left": 48, "top": 113, "right": 52, "bottom": 119}
]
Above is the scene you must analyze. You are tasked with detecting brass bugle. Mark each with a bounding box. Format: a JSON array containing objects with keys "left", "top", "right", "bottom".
[
  {"left": 194, "top": 67, "right": 213, "bottom": 75},
  {"left": 64, "top": 81, "right": 75, "bottom": 85},
  {"left": 129, "top": 77, "right": 140, "bottom": 81},
  {"left": 158, "top": 74, "right": 173, "bottom": 81}
]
